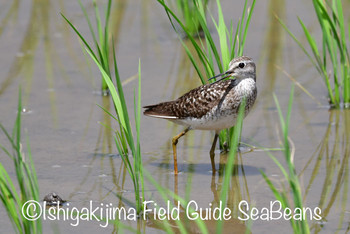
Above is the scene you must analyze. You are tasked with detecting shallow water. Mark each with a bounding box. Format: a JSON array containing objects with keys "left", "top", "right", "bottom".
[{"left": 0, "top": 0, "right": 349, "bottom": 233}]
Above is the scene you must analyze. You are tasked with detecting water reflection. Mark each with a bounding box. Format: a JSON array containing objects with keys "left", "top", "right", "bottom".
[
  {"left": 260, "top": 0, "right": 285, "bottom": 146},
  {"left": 63, "top": 0, "right": 132, "bottom": 205},
  {"left": 301, "top": 110, "right": 350, "bottom": 232},
  {"left": 95, "top": 96, "right": 113, "bottom": 154},
  {"left": 0, "top": 0, "right": 49, "bottom": 98},
  {"left": 69, "top": 150, "right": 250, "bottom": 233},
  {"left": 212, "top": 152, "right": 251, "bottom": 218},
  {"left": 2, "top": 0, "right": 349, "bottom": 233},
  {"left": 147, "top": 211, "right": 246, "bottom": 233},
  {"left": 0, "top": 0, "right": 75, "bottom": 126},
  {"left": 144, "top": 151, "right": 253, "bottom": 232},
  {"left": 0, "top": 1, "right": 20, "bottom": 37},
  {"left": 110, "top": 0, "right": 127, "bottom": 49}
]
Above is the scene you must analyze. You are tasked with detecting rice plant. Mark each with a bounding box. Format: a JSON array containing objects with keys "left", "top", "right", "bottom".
[
  {"left": 157, "top": 0, "right": 256, "bottom": 150},
  {"left": 62, "top": 0, "right": 112, "bottom": 96},
  {"left": 96, "top": 57, "right": 144, "bottom": 215},
  {"left": 144, "top": 170, "right": 209, "bottom": 233},
  {"left": 0, "top": 89, "right": 42, "bottom": 234},
  {"left": 62, "top": 0, "right": 129, "bottom": 154},
  {"left": 216, "top": 99, "right": 246, "bottom": 233},
  {"left": 62, "top": 0, "right": 144, "bottom": 215},
  {"left": 279, "top": 0, "right": 350, "bottom": 109},
  {"left": 167, "top": 0, "right": 209, "bottom": 37},
  {"left": 260, "top": 85, "right": 311, "bottom": 233}
]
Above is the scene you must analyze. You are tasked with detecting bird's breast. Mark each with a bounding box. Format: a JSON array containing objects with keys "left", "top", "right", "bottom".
[{"left": 218, "top": 78, "right": 257, "bottom": 114}]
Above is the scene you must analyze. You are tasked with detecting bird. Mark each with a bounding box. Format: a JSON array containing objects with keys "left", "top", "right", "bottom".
[{"left": 143, "top": 56, "right": 257, "bottom": 174}]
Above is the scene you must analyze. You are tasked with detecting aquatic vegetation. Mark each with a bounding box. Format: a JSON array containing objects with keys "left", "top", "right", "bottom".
[
  {"left": 260, "top": 86, "right": 311, "bottom": 233},
  {"left": 96, "top": 57, "right": 144, "bottom": 215},
  {"left": 216, "top": 99, "right": 246, "bottom": 232},
  {"left": 63, "top": 0, "right": 144, "bottom": 215},
  {"left": 167, "top": 0, "right": 209, "bottom": 37},
  {"left": 279, "top": 0, "right": 350, "bottom": 109},
  {"left": 157, "top": 0, "right": 256, "bottom": 151},
  {"left": 0, "top": 90, "right": 42, "bottom": 234},
  {"left": 302, "top": 109, "right": 349, "bottom": 232},
  {"left": 143, "top": 101, "right": 246, "bottom": 233},
  {"left": 62, "top": 0, "right": 112, "bottom": 96}
]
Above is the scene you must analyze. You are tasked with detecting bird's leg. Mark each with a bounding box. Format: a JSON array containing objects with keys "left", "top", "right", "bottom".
[
  {"left": 210, "top": 133, "right": 219, "bottom": 174},
  {"left": 172, "top": 127, "right": 190, "bottom": 174}
]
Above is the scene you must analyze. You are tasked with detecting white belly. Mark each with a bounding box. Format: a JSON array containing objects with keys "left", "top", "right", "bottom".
[
  {"left": 171, "top": 109, "right": 246, "bottom": 132},
  {"left": 186, "top": 114, "right": 238, "bottom": 131}
]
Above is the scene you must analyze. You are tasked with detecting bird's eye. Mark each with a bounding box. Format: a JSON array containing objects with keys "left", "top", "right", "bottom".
[{"left": 238, "top": 62, "right": 245, "bottom": 68}]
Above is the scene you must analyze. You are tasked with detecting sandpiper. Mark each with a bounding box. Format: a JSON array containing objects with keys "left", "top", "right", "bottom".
[{"left": 144, "top": 56, "right": 257, "bottom": 174}]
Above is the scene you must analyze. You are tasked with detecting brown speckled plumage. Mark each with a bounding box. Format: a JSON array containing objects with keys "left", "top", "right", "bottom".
[
  {"left": 144, "top": 80, "right": 236, "bottom": 119},
  {"left": 143, "top": 56, "right": 257, "bottom": 174},
  {"left": 144, "top": 56, "right": 257, "bottom": 131},
  {"left": 144, "top": 78, "right": 257, "bottom": 118}
]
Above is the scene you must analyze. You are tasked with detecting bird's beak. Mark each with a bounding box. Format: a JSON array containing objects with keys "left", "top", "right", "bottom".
[{"left": 208, "top": 71, "right": 234, "bottom": 82}]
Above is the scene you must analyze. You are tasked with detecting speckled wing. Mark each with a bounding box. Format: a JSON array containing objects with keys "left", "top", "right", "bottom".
[{"left": 143, "top": 80, "right": 235, "bottom": 119}]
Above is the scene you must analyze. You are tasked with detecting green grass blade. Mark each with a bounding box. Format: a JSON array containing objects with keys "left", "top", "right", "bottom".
[
  {"left": 213, "top": 0, "right": 229, "bottom": 67},
  {"left": 61, "top": 13, "right": 98, "bottom": 62},
  {"left": 216, "top": 99, "right": 245, "bottom": 233},
  {"left": 241, "top": 0, "right": 256, "bottom": 52},
  {"left": 85, "top": 49, "right": 127, "bottom": 130},
  {"left": 179, "top": 39, "right": 205, "bottom": 84}
]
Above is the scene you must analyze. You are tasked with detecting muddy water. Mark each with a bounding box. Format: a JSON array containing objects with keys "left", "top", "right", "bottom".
[{"left": 0, "top": 0, "right": 349, "bottom": 233}]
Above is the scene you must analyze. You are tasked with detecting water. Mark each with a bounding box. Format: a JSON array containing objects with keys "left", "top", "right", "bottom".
[{"left": 0, "top": 0, "right": 349, "bottom": 233}]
